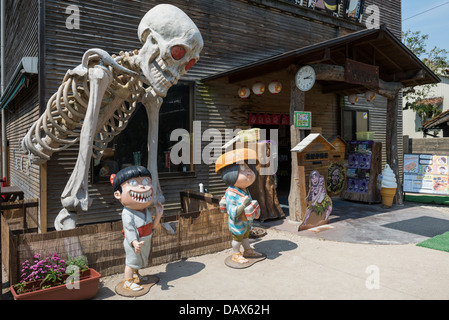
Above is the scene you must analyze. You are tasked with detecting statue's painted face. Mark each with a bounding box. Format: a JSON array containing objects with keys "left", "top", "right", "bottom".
[
  {"left": 234, "top": 163, "right": 256, "bottom": 190},
  {"left": 114, "top": 176, "right": 154, "bottom": 211}
]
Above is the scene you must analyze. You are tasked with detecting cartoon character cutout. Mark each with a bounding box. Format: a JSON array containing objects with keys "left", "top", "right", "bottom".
[
  {"left": 327, "top": 162, "right": 346, "bottom": 196},
  {"left": 111, "top": 166, "right": 163, "bottom": 292},
  {"left": 215, "top": 148, "right": 263, "bottom": 265},
  {"left": 299, "top": 170, "right": 333, "bottom": 231}
]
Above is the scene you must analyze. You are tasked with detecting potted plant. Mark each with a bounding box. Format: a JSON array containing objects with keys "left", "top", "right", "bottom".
[{"left": 10, "top": 253, "right": 101, "bottom": 300}]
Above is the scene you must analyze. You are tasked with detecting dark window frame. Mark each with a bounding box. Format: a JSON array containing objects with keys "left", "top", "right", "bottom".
[{"left": 91, "top": 81, "right": 196, "bottom": 185}]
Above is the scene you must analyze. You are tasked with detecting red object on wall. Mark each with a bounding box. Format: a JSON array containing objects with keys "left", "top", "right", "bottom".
[
  {"left": 248, "top": 113, "right": 257, "bottom": 125},
  {"left": 164, "top": 151, "right": 170, "bottom": 169},
  {"left": 272, "top": 114, "right": 281, "bottom": 125},
  {"left": 281, "top": 114, "right": 290, "bottom": 125},
  {"left": 264, "top": 114, "right": 273, "bottom": 125}
]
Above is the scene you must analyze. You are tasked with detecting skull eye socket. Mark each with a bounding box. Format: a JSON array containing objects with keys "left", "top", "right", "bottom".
[
  {"left": 185, "top": 59, "right": 196, "bottom": 71},
  {"left": 171, "top": 45, "right": 186, "bottom": 60}
]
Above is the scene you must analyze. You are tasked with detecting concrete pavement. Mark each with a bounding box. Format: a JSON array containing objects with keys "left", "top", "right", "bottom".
[
  {"left": 96, "top": 201, "right": 449, "bottom": 300},
  {"left": 3, "top": 200, "right": 449, "bottom": 302}
]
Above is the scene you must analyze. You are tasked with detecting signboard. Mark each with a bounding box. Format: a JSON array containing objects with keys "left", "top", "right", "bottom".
[
  {"left": 294, "top": 111, "right": 312, "bottom": 130},
  {"left": 403, "top": 154, "right": 449, "bottom": 195},
  {"left": 345, "top": 59, "right": 379, "bottom": 88}
]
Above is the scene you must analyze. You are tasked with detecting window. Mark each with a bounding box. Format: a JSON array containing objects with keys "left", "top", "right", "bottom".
[
  {"left": 342, "top": 109, "right": 369, "bottom": 141},
  {"left": 92, "top": 81, "right": 194, "bottom": 183},
  {"left": 158, "top": 81, "right": 194, "bottom": 176}
]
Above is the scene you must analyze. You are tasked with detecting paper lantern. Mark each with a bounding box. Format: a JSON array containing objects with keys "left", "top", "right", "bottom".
[
  {"left": 268, "top": 81, "right": 282, "bottom": 94},
  {"left": 238, "top": 86, "right": 250, "bottom": 99},
  {"left": 252, "top": 82, "right": 265, "bottom": 95},
  {"left": 365, "top": 91, "right": 376, "bottom": 102},
  {"left": 348, "top": 94, "right": 359, "bottom": 105}
]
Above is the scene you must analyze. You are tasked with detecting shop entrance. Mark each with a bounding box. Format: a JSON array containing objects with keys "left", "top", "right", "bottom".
[{"left": 252, "top": 123, "right": 291, "bottom": 212}]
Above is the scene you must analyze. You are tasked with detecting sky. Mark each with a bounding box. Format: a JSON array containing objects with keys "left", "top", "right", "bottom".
[{"left": 402, "top": 0, "right": 449, "bottom": 54}]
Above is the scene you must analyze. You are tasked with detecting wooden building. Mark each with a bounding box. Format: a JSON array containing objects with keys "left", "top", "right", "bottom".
[{"left": 0, "top": 0, "right": 440, "bottom": 231}]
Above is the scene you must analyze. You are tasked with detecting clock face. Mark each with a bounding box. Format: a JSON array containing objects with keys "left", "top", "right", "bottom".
[{"left": 295, "top": 65, "right": 316, "bottom": 92}]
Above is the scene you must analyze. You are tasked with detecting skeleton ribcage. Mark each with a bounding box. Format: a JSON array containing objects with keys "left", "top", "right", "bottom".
[{"left": 21, "top": 68, "right": 140, "bottom": 164}]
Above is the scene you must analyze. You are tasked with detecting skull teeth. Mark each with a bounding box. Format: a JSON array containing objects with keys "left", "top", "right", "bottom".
[
  {"left": 130, "top": 190, "right": 153, "bottom": 203},
  {"left": 152, "top": 56, "right": 179, "bottom": 86}
]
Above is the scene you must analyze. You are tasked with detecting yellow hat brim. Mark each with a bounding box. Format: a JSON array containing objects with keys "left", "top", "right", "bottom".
[{"left": 215, "top": 148, "right": 258, "bottom": 173}]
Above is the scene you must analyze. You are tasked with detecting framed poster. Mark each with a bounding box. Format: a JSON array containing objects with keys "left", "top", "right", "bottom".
[
  {"left": 309, "top": 0, "right": 339, "bottom": 13},
  {"left": 294, "top": 111, "right": 312, "bottom": 130},
  {"left": 343, "top": 0, "right": 364, "bottom": 20},
  {"left": 403, "top": 154, "right": 449, "bottom": 195}
]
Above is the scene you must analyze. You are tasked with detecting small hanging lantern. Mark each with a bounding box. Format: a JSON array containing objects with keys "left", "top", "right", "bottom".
[
  {"left": 238, "top": 86, "right": 250, "bottom": 99},
  {"left": 268, "top": 81, "right": 282, "bottom": 95},
  {"left": 365, "top": 91, "right": 376, "bottom": 102},
  {"left": 252, "top": 82, "right": 265, "bottom": 95},
  {"left": 348, "top": 94, "right": 359, "bottom": 105}
]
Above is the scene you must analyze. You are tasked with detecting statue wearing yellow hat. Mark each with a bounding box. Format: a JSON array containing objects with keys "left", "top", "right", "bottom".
[{"left": 215, "top": 148, "right": 265, "bottom": 267}]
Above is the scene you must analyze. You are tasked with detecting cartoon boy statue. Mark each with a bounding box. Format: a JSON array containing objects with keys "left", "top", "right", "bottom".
[
  {"left": 112, "top": 166, "right": 163, "bottom": 292},
  {"left": 215, "top": 148, "right": 265, "bottom": 266}
]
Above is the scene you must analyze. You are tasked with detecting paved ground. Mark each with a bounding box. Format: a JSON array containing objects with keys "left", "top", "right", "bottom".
[
  {"left": 3, "top": 199, "right": 449, "bottom": 302},
  {"left": 94, "top": 200, "right": 449, "bottom": 301}
]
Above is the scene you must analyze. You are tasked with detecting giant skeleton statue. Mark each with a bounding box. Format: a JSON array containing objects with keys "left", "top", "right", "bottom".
[{"left": 21, "top": 4, "right": 204, "bottom": 230}]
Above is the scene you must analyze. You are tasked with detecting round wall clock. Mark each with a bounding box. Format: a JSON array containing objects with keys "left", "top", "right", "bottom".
[{"left": 295, "top": 65, "right": 316, "bottom": 92}]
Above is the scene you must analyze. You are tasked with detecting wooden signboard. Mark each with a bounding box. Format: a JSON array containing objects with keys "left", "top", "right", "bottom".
[
  {"left": 291, "top": 134, "right": 336, "bottom": 220},
  {"left": 345, "top": 59, "right": 379, "bottom": 88}
]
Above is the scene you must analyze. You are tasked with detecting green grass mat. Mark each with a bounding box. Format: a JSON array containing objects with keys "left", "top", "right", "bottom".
[
  {"left": 405, "top": 195, "right": 449, "bottom": 205},
  {"left": 417, "top": 232, "right": 449, "bottom": 253}
]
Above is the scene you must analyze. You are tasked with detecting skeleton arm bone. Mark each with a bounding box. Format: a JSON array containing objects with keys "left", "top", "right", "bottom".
[
  {"left": 58, "top": 65, "right": 113, "bottom": 221},
  {"left": 141, "top": 87, "right": 165, "bottom": 204}
]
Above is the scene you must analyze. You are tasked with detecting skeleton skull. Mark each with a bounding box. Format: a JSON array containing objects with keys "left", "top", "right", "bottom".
[{"left": 137, "top": 4, "right": 204, "bottom": 97}]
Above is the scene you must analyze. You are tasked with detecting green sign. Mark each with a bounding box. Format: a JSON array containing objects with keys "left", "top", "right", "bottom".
[{"left": 294, "top": 111, "right": 312, "bottom": 130}]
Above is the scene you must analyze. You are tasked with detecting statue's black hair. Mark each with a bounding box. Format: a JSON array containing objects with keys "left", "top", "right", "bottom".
[
  {"left": 113, "top": 166, "right": 152, "bottom": 193},
  {"left": 220, "top": 161, "right": 257, "bottom": 186}
]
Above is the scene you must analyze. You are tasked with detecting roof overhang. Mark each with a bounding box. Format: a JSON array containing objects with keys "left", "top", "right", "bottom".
[
  {"left": 423, "top": 108, "right": 449, "bottom": 130},
  {"left": 202, "top": 26, "right": 440, "bottom": 94},
  {"left": 0, "top": 57, "right": 38, "bottom": 110}
]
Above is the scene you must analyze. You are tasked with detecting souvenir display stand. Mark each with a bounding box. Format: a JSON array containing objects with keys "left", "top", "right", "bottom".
[{"left": 340, "top": 141, "right": 382, "bottom": 203}]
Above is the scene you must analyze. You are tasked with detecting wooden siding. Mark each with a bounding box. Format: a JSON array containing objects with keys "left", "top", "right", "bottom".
[
  {"left": 6, "top": 78, "right": 40, "bottom": 200},
  {"left": 3, "top": 0, "right": 40, "bottom": 202},
  {"left": 3, "top": 0, "right": 39, "bottom": 81},
  {"left": 35, "top": 0, "right": 402, "bottom": 227}
]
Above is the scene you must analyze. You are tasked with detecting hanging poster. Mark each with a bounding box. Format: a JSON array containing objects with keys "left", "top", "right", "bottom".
[
  {"left": 294, "top": 111, "right": 312, "bottom": 130},
  {"left": 403, "top": 154, "right": 449, "bottom": 195},
  {"left": 344, "top": 0, "right": 364, "bottom": 20}
]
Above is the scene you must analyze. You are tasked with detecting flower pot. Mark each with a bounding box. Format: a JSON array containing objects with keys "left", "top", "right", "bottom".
[{"left": 10, "top": 268, "right": 101, "bottom": 300}]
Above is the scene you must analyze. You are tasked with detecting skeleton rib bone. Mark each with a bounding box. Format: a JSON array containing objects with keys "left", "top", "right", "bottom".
[{"left": 20, "top": 4, "right": 204, "bottom": 230}]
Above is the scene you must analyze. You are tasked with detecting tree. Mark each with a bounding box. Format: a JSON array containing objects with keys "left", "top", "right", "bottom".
[{"left": 402, "top": 30, "right": 449, "bottom": 136}]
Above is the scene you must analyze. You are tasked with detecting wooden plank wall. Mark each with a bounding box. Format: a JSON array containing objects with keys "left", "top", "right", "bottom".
[
  {"left": 29, "top": 0, "right": 401, "bottom": 227},
  {"left": 3, "top": 0, "right": 40, "bottom": 201}
]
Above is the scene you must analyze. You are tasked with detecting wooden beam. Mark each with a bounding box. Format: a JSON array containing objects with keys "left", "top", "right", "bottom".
[
  {"left": 39, "top": 163, "right": 47, "bottom": 233},
  {"left": 288, "top": 72, "right": 306, "bottom": 223},
  {"left": 386, "top": 94, "right": 404, "bottom": 205},
  {"left": 312, "top": 63, "right": 403, "bottom": 99}
]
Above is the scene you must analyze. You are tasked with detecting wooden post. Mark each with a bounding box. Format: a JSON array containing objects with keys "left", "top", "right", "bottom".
[
  {"left": 386, "top": 94, "right": 404, "bottom": 205},
  {"left": 288, "top": 76, "right": 306, "bottom": 222},
  {"left": 39, "top": 163, "right": 47, "bottom": 233}
]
